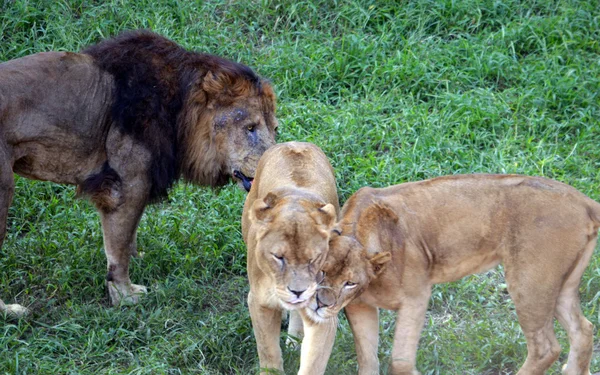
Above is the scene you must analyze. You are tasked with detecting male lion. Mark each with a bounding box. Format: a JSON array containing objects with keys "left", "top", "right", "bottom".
[
  {"left": 242, "top": 142, "right": 339, "bottom": 375},
  {"left": 0, "top": 30, "right": 277, "bottom": 316},
  {"left": 307, "top": 174, "right": 598, "bottom": 375}
]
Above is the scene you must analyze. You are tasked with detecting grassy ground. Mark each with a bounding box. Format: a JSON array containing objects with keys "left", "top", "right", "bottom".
[{"left": 1, "top": 0, "right": 599, "bottom": 374}]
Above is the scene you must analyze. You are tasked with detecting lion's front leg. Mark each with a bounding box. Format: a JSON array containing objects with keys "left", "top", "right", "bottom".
[
  {"left": 99, "top": 184, "right": 148, "bottom": 306},
  {"left": 248, "top": 291, "right": 284, "bottom": 374},
  {"left": 297, "top": 309, "right": 338, "bottom": 375},
  {"left": 345, "top": 301, "right": 380, "bottom": 375}
]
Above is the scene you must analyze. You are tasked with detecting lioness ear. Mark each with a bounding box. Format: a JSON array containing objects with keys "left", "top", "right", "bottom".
[
  {"left": 369, "top": 252, "right": 392, "bottom": 275},
  {"left": 311, "top": 203, "right": 337, "bottom": 229},
  {"left": 250, "top": 192, "right": 280, "bottom": 222},
  {"left": 356, "top": 202, "right": 401, "bottom": 253}
]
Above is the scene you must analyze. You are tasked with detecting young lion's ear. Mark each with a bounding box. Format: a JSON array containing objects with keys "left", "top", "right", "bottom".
[
  {"left": 250, "top": 192, "right": 280, "bottom": 223},
  {"left": 311, "top": 203, "right": 337, "bottom": 229},
  {"left": 369, "top": 252, "right": 392, "bottom": 275}
]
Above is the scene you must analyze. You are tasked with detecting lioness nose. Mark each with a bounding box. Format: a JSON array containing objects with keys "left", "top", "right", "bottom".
[
  {"left": 316, "top": 294, "right": 331, "bottom": 309},
  {"left": 288, "top": 287, "right": 306, "bottom": 298}
]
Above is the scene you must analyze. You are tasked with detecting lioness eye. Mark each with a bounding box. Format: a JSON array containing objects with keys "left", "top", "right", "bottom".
[
  {"left": 317, "top": 270, "right": 325, "bottom": 284},
  {"left": 272, "top": 254, "right": 284, "bottom": 262},
  {"left": 344, "top": 281, "right": 357, "bottom": 289}
]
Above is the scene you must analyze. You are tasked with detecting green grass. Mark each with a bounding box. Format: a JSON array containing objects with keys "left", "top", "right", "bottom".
[{"left": 1, "top": 0, "right": 599, "bottom": 374}]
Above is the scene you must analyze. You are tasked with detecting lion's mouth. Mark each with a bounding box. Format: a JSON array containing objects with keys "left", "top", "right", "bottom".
[{"left": 233, "top": 170, "right": 254, "bottom": 192}]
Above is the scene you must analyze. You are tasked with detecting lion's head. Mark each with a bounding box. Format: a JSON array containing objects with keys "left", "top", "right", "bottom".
[
  {"left": 305, "top": 193, "right": 397, "bottom": 323},
  {"left": 179, "top": 60, "right": 278, "bottom": 192},
  {"left": 249, "top": 191, "right": 337, "bottom": 310}
]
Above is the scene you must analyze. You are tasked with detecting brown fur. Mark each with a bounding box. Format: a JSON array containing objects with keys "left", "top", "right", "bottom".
[
  {"left": 307, "top": 174, "right": 598, "bottom": 375},
  {"left": 242, "top": 142, "right": 339, "bottom": 375},
  {"left": 0, "top": 30, "right": 277, "bottom": 316}
]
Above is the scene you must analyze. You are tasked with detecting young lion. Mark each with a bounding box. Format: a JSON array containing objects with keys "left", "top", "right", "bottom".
[
  {"left": 242, "top": 142, "right": 339, "bottom": 375},
  {"left": 307, "top": 174, "right": 598, "bottom": 375}
]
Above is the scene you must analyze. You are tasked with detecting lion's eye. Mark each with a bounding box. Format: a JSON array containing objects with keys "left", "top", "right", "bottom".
[
  {"left": 344, "top": 281, "right": 357, "bottom": 289},
  {"left": 247, "top": 124, "right": 256, "bottom": 132},
  {"left": 272, "top": 253, "right": 284, "bottom": 263},
  {"left": 317, "top": 270, "right": 325, "bottom": 284}
]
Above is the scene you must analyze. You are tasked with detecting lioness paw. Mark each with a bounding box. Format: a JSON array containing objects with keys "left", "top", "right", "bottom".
[{"left": 107, "top": 282, "right": 148, "bottom": 306}]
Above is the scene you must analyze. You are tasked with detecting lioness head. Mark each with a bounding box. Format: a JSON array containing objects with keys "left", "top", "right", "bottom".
[
  {"left": 250, "top": 191, "right": 337, "bottom": 310},
  {"left": 180, "top": 63, "right": 278, "bottom": 192},
  {"left": 306, "top": 198, "right": 397, "bottom": 322}
]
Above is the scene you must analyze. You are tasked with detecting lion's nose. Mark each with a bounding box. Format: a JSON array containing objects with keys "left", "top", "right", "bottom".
[
  {"left": 316, "top": 294, "right": 331, "bottom": 309},
  {"left": 288, "top": 287, "right": 306, "bottom": 298}
]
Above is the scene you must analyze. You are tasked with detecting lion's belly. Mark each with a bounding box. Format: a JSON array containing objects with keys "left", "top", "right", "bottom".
[
  {"left": 13, "top": 140, "right": 107, "bottom": 185},
  {"left": 429, "top": 252, "right": 502, "bottom": 284}
]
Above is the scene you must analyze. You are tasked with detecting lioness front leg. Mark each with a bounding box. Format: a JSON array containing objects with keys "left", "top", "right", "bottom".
[
  {"left": 345, "top": 301, "right": 380, "bottom": 375},
  {"left": 389, "top": 287, "right": 432, "bottom": 375},
  {"left": 298, "top": 310, "right": 338, "bottom": 375},
  {"left": 248, "top": 291, "right": 284, "bottom": 373},
  {"left": 100, "top": 190, "right": 148, "bottom": 306}
]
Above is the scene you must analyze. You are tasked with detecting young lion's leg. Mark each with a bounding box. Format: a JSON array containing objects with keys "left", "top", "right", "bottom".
[
  {"left": 345, "top": 301, "right": 380, "bottom": 375},
  {"left": 0, "top": 145, "right": 28, "bottom": 318},
  {"left": 298, "top": 309, "right": 338, "bottom": 375},
  {"left": 554, "top": 237, "right": 596, "bottom": 375},
  {"left": 389, "top": 287, "right": 431, "bottom": 375},
  {"left": 248, "top": 291, "right": 284, "bottom": 373}
]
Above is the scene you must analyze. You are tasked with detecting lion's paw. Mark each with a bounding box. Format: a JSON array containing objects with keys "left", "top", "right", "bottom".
[
  {"left": 108, "top": 282, "right": 148, "bottom": 306},
  {"left": 2, "top": 303, "right": 30, "bottom": 319},
  {"left": 285, "top": 335, "right": 302, "bottom": 350},
  {"left": 561, "top": 363, "right": 592, "bottom": 375}
]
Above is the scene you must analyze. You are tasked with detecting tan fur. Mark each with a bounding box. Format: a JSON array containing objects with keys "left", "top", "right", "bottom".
[
  {"left": 243, "top": 142, "right": 339, "bottom": 374},
  {"left": 307, "top": 174, "right": 598, "bottom": 375},
  {"left": 0, "top": 45, "right": 277, "bottom": 317}
]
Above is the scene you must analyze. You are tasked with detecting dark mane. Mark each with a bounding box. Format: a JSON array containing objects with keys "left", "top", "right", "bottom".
[{"left": 82, "top": 30, "right": 262, "bottom": 202}]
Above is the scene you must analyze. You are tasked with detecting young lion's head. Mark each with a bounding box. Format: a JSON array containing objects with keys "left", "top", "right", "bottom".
[
  {"left": 305, "top": 193, "right": 397, "bottom": 323},
  {"left": 249, "top": 191, "right": 337, "bottom": 310}
]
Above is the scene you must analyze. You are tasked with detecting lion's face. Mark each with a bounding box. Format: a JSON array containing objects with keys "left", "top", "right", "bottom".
[
  {"left": 181, "top": 73, "right": 278, "bottom": 191},
  {"left": 305, "top": 233, "right": 392, "bottom": 323},
  {"left": 250, "top": 193, "right": 337, "bottom": 310},
  {"left": 213, "top": 93, "right": 278, "bottom": 191}
]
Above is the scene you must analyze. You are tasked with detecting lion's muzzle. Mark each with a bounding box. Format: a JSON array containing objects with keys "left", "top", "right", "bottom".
[{"left": 233, "top": 170, "right": 254, "bottom": 192}]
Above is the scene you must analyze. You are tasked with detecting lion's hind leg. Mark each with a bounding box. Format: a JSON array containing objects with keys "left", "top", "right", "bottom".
[
  {"left": 0, "top": 144, "right": 28, "bottom": 318},
  {"left": 554, "top": 235, "right": 596, "bottom": 375},
  {"left": 505, "top": 262, "right": 563, "bottom": 375},
  {"left": 286, "top": 310, "right": 304, "bottom": 348}
]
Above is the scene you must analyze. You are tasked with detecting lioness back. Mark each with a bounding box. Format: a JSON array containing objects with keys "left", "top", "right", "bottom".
[{"left": 250, "top": 141, "right": 338, "bottom": 206}]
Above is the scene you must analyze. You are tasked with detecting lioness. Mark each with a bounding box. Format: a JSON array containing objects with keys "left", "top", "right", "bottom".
[
  {"left": 242, "top": 142, "right": 339, "bottom": 374},
  {"left": 0, "top": 30, "right": 277, "bottom": 316},
  {"left": 307, "top": 174, "right": 598, "bottom": 375}
]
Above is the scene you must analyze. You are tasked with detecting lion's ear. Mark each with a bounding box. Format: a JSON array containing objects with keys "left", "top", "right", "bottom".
[
  {"left": 356, "top": 202, "right": 401, "bottom": 254},
  {"left": 311, "top": 203, "right": 337, "bottom": 229},
  {"left": 369, "top": 251, "right": 392, "bottom": 275},
  {"left": 202, "top": 71, "right": 227, "bottom": 95},
  {"left": 250, "top": 192, "right": 280, "bottom": 223}
]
